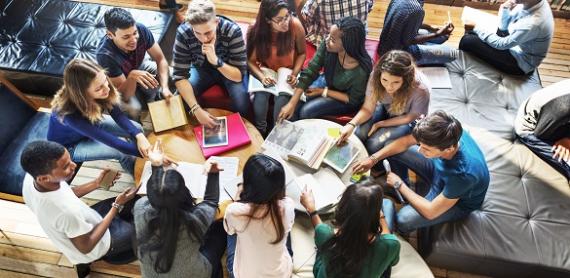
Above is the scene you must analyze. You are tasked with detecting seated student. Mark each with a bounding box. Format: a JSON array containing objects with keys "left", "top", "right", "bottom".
[
  {"left": 96, "top": 8, "right": 173, "bottom": 115},
  {"left": 20, "top": 141, "right": 137, "bottom": 277},
  {"left": 276, "top": 16, "right": 372, "bottom": 122},
  {"left": 459, "top": 0, "right": 553, "bottom": 75},
  {"left": 172, "top": 0, "right": 250, "bottom": 127},
  {"left": 300, "top": 181, "right": 400, "bottom": 278},
  {"left": 300, "top": 0, "right": 373, "bottom": 47},
  {"left": 48, "top": 59, "right": 151, "bottom": 175},
  {"left": 376, "top": 0, "right": 454, "bottom": 63},
  {"left": 338, "top": 50, "right": 429, "bottom": 166},
  {"left": 135, "top": 142, "right": 226, "bottom": 278},
  {"left": 224, "top": 154, "right": 295, "bottom": 278},
  {"left": 514, "top": 80, "right": 570, "bottom": 180},
  {"left": 353, "top": 111, "right": 490, "bottom": 234},
  {"left": 248, "top": 0, "right": 306, "bottom": 135}
]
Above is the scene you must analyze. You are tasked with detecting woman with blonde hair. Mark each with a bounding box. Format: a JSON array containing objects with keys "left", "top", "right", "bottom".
[
  {"left": 337, "top": 50, "right": 430, "bottom": 174},
  {"left": 48, "top": 58, "right": 151, "bottom": 174}
]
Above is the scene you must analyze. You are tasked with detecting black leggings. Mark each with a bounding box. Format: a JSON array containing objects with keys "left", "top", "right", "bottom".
[{"left": 459, "top": 32, "right": 527, "bottom": 76}]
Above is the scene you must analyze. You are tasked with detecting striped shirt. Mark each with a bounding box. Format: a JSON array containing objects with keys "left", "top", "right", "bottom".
[
  {"left": 377, "top": 0, "right": 424, "bottom": 58},
  {"left": 302, "top": 0, "right": 374, "bottom": 46},
  {"left": 172, "top": 16, "right": 247, "bottom": 81}
]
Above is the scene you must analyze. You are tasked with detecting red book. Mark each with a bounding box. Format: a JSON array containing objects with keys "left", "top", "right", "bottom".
[{"left": 193, "top": 113, "right": 252, "bottom": 158}]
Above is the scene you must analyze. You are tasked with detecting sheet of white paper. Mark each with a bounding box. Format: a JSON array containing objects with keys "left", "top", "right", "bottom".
[
  {"left": 418, "top": 67, "right": 452, "bottom": 89},
  {"left": 208, "top": 156, "right": 239, "bottom": 201},
  {"left": 461, "top": 6, "right": 498, "bottom": 32}
]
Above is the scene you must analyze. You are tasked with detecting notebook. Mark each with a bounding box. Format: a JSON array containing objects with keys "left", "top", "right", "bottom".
[
  {"left": 147, "top": 95, "right": 189, "bottom": 132},
  {"left": 193, "top": 113, "right": 251, "bottom": 158}
]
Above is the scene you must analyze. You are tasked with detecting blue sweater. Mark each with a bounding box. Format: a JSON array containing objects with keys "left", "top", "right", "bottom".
[{"left": 47, "top": 105, "right": 141, "bottom": 157}]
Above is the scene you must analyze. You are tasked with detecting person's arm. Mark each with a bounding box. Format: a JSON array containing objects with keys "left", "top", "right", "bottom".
[
  {"left": 379, "top": 210, "right": 390, "bottom": 234},
  {"left": 219, "top": 25, "right": 247, "bottom": 82},
  {"left": 147, "top": 43, "right": 173, "bottom": 99},
  {"left": 352, "top": 133, "right": 417, "bottom": 174},
  {"left": 247, "top": 48, "right": 272, "bottom": 85},
  {"left": 386, "top": 173, "right": 459, "bottom": 220},
  {"left": 70, "top": 187, "right": 136, "bottom": 254},
  {"left": 291, "top": 18, "right": 307, "bottom": 78},
  {"left": 72, "top": 169, "right": 119, "bottom": 198},
  {"left": 473, "top": 13, "right": 535, "bottom": 50},
  {"left": 63, "top": 113, "right": 140, "bottom": 157},
  {"left": 300, "top": 186, "right": 323, "bottom": 227},
  {"left": 109, "top": 105, "right": 151, "bottom": 157}
]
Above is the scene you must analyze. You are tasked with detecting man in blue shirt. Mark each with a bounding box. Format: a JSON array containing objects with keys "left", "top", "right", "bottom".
[
  {"left": 461, "top": 0, "right": 553, "bottom": 75},
  {"left": 97, "top": 8, "right": 173, "bottom": 114},
  {"left": 353, "top": 111, "right": 490, "bottom": 233}
]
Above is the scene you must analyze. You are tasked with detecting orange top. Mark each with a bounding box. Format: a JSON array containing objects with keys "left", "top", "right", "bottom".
[{"left": 253, "top": 17, "right": 305, "bottom": 71}]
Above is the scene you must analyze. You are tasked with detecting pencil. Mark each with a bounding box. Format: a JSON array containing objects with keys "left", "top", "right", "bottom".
[{"left": 448, "top": 11, "right": 452, "bottom": 23}]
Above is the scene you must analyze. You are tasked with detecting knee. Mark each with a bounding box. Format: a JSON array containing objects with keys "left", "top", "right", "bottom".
[
  {"left": 396, "top": 206, "right": 419, "bottom": 234},
  {"left": 459, "top": 33, "right": 480, "bottom": 51},
  {"left": 365, "top": 137, "right": 385, "bottom": 154}
]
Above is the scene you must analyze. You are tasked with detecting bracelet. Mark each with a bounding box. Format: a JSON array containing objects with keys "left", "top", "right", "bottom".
[
  {"left": 308, "top": 210, "right": 319, "bottom": 217},
  {"left": 111, "top": 202, "right": 124, "bottom": 213},
  {"left": 346, "top": 122, "right": 356, "bottom": 128},
  {"left": 190, "top": 104, "right": 201, "bottom": 115},
  {"left": 322, "top": 87, "right": 328, "bottom": 98},
  {"left": 369, "top": 154, "right": 378, "bottom": 164}
]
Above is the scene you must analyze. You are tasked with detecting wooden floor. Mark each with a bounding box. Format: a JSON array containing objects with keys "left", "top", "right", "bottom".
[{"left": 6, "top": 0, "right": 569, "bottom": 277}]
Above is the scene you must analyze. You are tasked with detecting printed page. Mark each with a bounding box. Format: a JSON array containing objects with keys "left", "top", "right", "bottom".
[
  {"left": 147, "top": 95, "right": 188, "bottom": 132},
  {"left": 276, "top": 67, "right": 295, "bottom": 95},
  {"left": 262, "top": 120, "right": 304, "bottom": 158},
  {"left": 248, "top": 68, "right": 278, "bottom": 95}
]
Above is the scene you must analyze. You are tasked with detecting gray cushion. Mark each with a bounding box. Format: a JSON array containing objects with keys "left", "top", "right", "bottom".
[{"left": 420, "top": 51, "right": 570, "bottom": 277}]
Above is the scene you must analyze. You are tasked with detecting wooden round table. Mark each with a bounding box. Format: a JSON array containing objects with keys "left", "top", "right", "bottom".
[{"left": 134, "top": 108, "right": 264, "bottom": 184}]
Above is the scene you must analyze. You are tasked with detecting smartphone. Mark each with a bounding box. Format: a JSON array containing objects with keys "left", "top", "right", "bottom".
[{"left": 99, "top": 169, "right": 119, "bottom": 190}]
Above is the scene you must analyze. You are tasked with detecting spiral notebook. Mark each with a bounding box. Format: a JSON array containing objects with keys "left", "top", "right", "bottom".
[{"left": 193, "top": 113, "right": 251, "bottom": 158}]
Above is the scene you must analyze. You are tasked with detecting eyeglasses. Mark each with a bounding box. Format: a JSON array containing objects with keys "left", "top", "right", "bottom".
[{"left": 271, "top": 13, "right": 291, "bottom": 25}]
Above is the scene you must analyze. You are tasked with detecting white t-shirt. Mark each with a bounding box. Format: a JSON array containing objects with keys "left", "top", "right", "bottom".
[
  {"left": 22, "top": 174, "right": 111, "bottom": 264},
  {"left": 224, "top": 197, "right": 295, "bottom": 278}
]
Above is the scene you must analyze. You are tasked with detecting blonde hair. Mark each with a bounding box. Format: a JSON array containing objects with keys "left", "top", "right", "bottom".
[
  {"left": 51, "top": 58, "right": 120, "bottom": 124},
  {"left": 186, "top": 0, "right": 216, "bottom": 25},
  {"left": 372, "top": 50, "right": 417, "bottom": 115}
]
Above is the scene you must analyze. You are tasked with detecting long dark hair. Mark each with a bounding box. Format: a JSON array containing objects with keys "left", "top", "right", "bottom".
[
  {"left": 247, "top": 0, "right": 293, "bottom": 63},
  {"left": 321, "top": 181, "right": 384, "bottom": 277},
  {"left": 138, "top": 167, "right": 206, "bottom": 273},
  {"left": 324, "top": 17, "right": 373, "bottom": 87},
  {"left": 238, "top": 154, "right": 287, "bottom": 244}
]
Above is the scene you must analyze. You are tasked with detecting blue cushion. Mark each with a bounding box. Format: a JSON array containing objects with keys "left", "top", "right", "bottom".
[
  {"left": 0, "top": 112, "right": 49, "bottom": 196},
  {"left": 0, "top": 83, "right": 36, "bottom": 155}
]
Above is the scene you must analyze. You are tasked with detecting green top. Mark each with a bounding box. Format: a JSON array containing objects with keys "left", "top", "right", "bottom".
[
  {"left": 296, "top": 42, "right": 369, "bottom": 107},
  {"left": 313, "top": 223, "right": 400, "bottom": 278}
]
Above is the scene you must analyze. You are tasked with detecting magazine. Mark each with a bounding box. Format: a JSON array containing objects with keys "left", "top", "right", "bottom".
[
  {"left": 248, "top": 67, "right": 307, "bottom": 102},
  {"left": 323, "top": 143, "right": 360, "bottom": 174},
  {"left": 203, "top": 117, "right": 229, "bottom": 148}
]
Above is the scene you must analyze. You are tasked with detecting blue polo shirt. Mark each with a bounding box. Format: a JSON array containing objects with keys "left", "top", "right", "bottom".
[
  {"left": 435, "top": 131, "right": 490, "bottom": 211},
  {"left": 96, "top": 23, "right": 155, "bottom": 78}
]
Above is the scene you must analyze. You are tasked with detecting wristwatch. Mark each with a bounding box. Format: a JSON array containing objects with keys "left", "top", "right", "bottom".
[
  {"left": 393, "top": 180, "right": 402, "bottom": 190},
  {"left": 213, "top": 57, "right": 224, "bottom": 68}
]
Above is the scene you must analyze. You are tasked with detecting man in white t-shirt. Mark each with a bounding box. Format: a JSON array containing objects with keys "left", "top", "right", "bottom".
[{"left": 20, "top": 141, "right": 137, "bottom": 277}]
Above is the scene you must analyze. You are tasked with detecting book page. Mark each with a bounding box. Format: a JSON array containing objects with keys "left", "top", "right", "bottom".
[
  {"left": 262, "top": 120, "right": 304, "bottom": 158},
  {"left": 461, "top": 6, "right": 497, "bottom": 32},
  {"left": 248, "top": 68, "right": 278, "bottom": 95},
  {"left": 418, "top": 67, "right": 452, "bottom": 89},
  {"left": 208, "top": 156, "right": 239, "bottom": 201},
  {"left": 323, "top": 143, "right": 360, "bottom": 173},
  {"left": 147, "top": 95, "right": 189, "bottom": 133},
  {"left": 288, "top": 128, "right": 326, "bottom": 165},
  {"left": 276, "top": 67, "right": 295, "bottom": 95},
  {"left": 294, "top": 168, "right": 346, "bottom": 211}
]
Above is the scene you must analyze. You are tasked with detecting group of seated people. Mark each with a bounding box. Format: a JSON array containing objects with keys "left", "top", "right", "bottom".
[{"left": 15, "top": 0, "right": 570, "bottom": 277}]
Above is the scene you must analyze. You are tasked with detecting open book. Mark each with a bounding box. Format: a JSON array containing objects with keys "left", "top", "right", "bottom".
[
  {"left": 292, "top": 169, "right": 346, "bottom": 212},
  {"left": 323, "top": 143, "right": 360, "bottom": 174},
  {"left": 137, "top": 157, "right": 239, "bottom": 202},
  {"left": 461, "top": 6, "right": 498, "bottom": 32},
  {"left": 147, "top": 95, "right": 189, "bottom": 133},
  {"left": 262, "top": 120, "right": 334, "bottom": 170},
  {"left": 248, "top": 67, "right": 307, "bottom": 102}
]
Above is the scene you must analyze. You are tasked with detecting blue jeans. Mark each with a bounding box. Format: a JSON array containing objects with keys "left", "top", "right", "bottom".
[
  {"left": 355, "top": 105, "right": 413, "bottom": 158},
  {"left": 273, "top": 75, "right": 359, "bottom": 121},
  {"left": 189, "top": 65, "right": 250, "bottom": 117},
  {"left": 415, "top": 44, "right": 459, "bottom": 66},
  {"left": 387, "top": 145, "right": 471, "bottom": 234},
  {"left": 91, "top": 197, "right": 139, "bottom": 264},
  {"left": 382, "top": 198, "right": 396, "bottom": 233},
  {"left": 199, "top": 221, "right": 227, "bottom": 278},
  {"left": 127, "top": 60, "right": 162, "bottom": 113},
  {"left": 226, "top": 233, "right": 293, "bottom": 278},
  {"left": 253, "top": 91, "right": 279, "bottom": 135},
  {"left": 69, "top": 115, "right": 140, "bottom": 175},
  {"left": 519, "top": 134, "right": 570, "bottom": 180}
]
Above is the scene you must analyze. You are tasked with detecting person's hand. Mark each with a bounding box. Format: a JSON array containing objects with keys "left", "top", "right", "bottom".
[
  {"left": 161, "top": 88, "right": 174, "bottom": 104},
  {"left": 304, "top": 88, "right": 324, "bottom": 97},
  {"left": 286, "top": 74, "right": 298, "bottom": 86},
  {"left": 128, "top": 70, "right": 159, "bottom": 90},
  {"left": 261, "top": 75, "right": 277, "bottom": 87},
  {"left": 386, "top": 172, "right": 404, "bottom": 188},
  {"left": 352, "top": 157, "right": 376, "bottom": 174},
  {"left": 202, "top": 39, "right": 218, "bottom": 65},
  {"left": 463, "top": 19, "right": 476, "bottom": 32},
  {"left": 552, "top": 137, "right": 570, "bottom": 162},
  {"left": 436, "top": 22, "right": 454, "bottom": 36},
  {"left": 337, "top": 123, "right": 355, "bottom": 145},
  {"left": 115, "top": 186, "right": 137, "bottom": 206},
  {"left": 203, "top": 161, "right": 224, "bottom": 174},
  {"left": 500, "top": 0, "right": 517, "bottom": 10},
  {"left": 95, "top": 168, "right": 121, "bottom": 188},
  {"left": 367, "top": 121, "right": 384, "bottom": 137},
  {"left": 136, "top": 133, "right": 152, "bottom": 157},
  {"left": 195, "top": 108, "right": 218, "bottom": 128},
  {"left": 277, "top": 101, "right": 297, "bottom": 122},
  {"left": 300, "top": 185, "right": 316, "bottom": 213}
]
